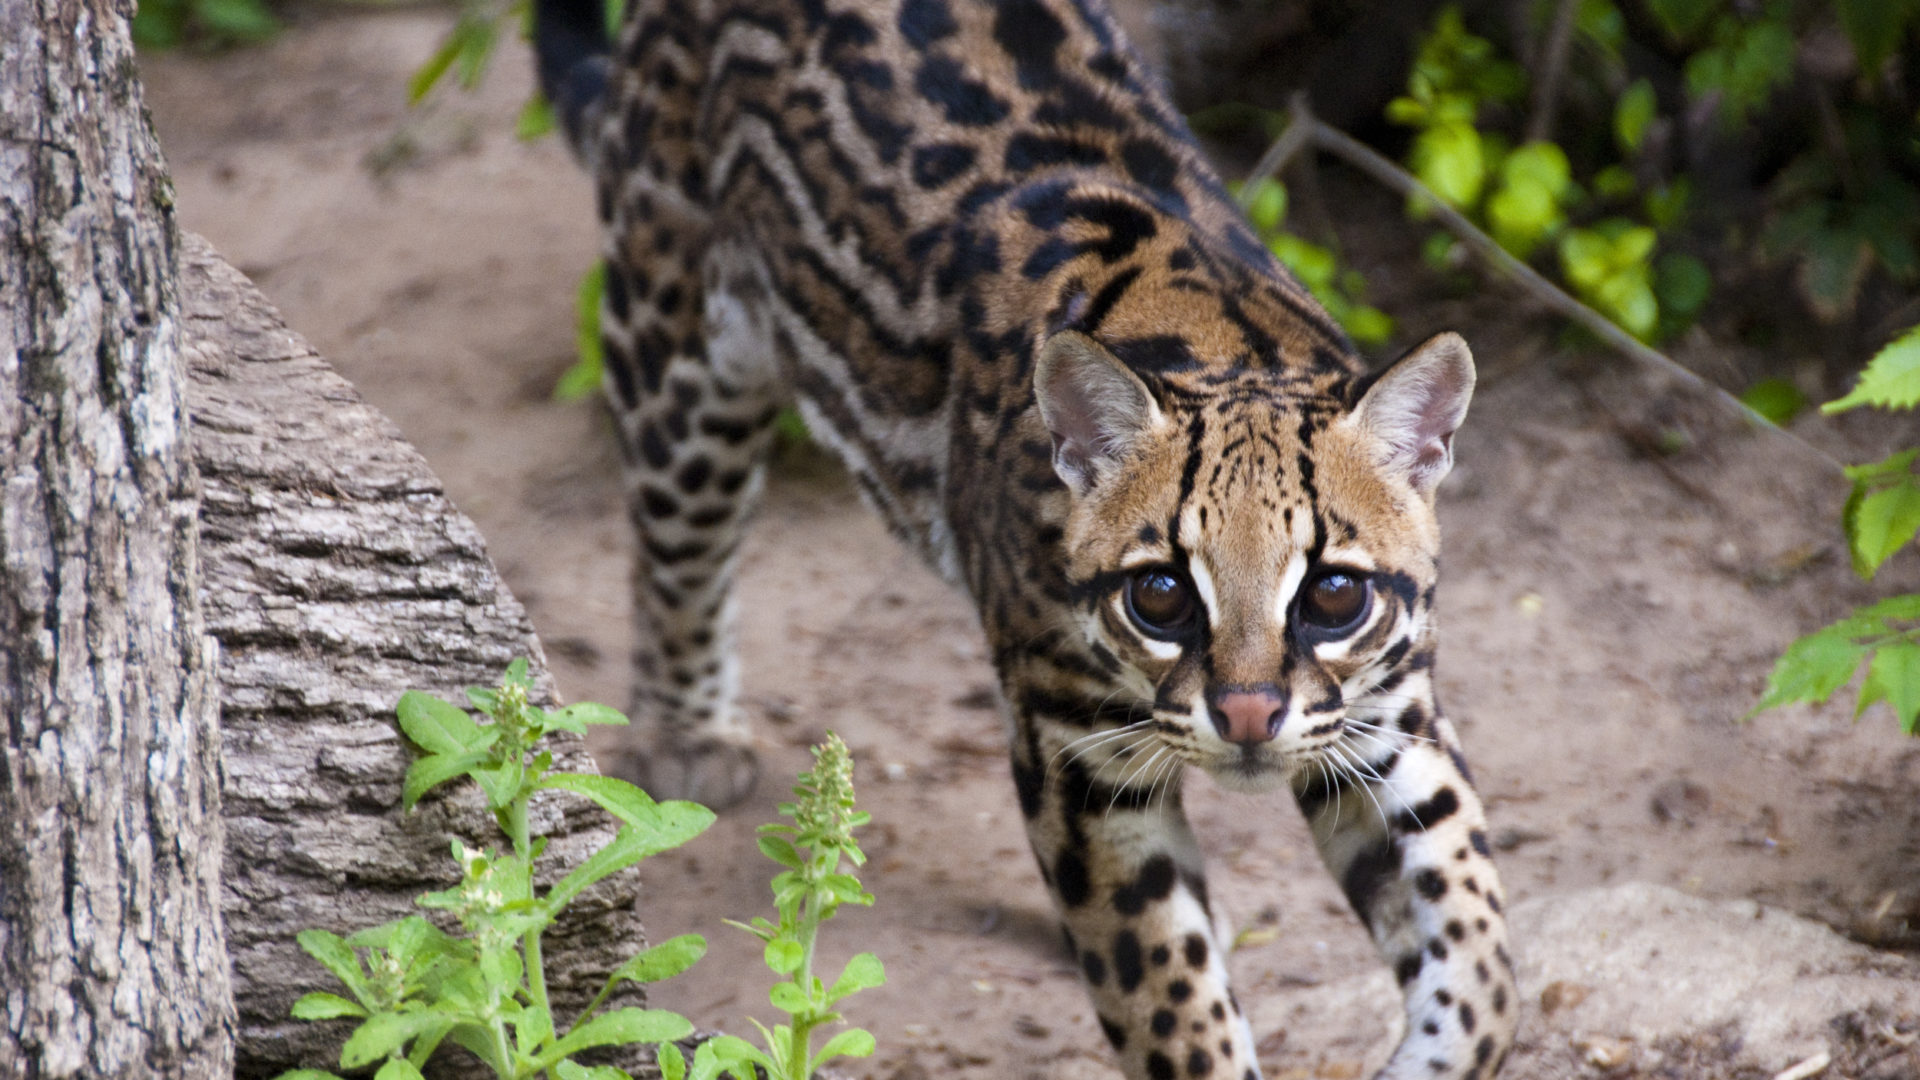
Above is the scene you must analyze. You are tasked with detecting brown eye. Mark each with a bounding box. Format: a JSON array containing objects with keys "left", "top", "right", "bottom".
[
  {"left": 1126, "top": 569, "right": 1197, "bottom": 637},
  {"left": 1299, "top": 571, "right": 1371, "bottom": 635}
]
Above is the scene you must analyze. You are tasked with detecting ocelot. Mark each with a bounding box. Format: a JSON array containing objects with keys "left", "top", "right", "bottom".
[{"left": 533, "top": 0, "right": 1516, "bottom": 1075}]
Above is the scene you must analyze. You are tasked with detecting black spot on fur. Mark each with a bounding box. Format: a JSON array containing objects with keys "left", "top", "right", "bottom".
[
  {"left": 1099, "top": 1014, "right": 1127, "bottom": 1051},
  {"left": 1187, "top": 1047, "right": 1213, "bottom": 1076},
  {"left": 1340, "top": 838, "right": 1401, "bottom": 929},
  {"left": 1055, "top": 849, "right": 1090, "bottom": 906},
  {"left": 1183, "top": 933, "right": 1208, "bottom": 968},
  {"left": 911, "top": 142, "right": 976, "bottom": 189},
  {"left": 1394, "top": 951, "right": 1422, "bottom": 986},
  {"left": 914, "top": 55, "right": 1010, "bottom": 126},
  {"left": 1150, "top": 944, "right": 1171, "bottom": 966},
  {"left": 1082, "top": 949, "right": 1107, "bottom": 986},
  {"left": 1469, "top": 828, "right": 1491, "bottom": 857},
  {"left": 993, "top": 0, "right": 1067, "bottom": 84},
  {"left": 1114, "top": 929, "right": 1144, "bottom": 991},
  {"left": 1395, "top": 787, "right": 1460, "bottom": 833},
  {"left": 1146, "top": 1051, "right": 1175, "bottom": 1080},
  {"left": 897, "top": 0, "right": 955, "bottom": 48},
  {"left": 1459, "top": 1002, "right": 1476, "bottom": 1034},
  {"left": 1113, "top": 853, "right": 1177, "bottom": 915},
  {"left": 1167, "top": 979, "right": 1192, "bottom": 1003},
  {"left": 1151, "top": 1009, "right": 1176, "bottom": 1037},
  {"left": 1415, "top": 868, "right": 1447, "bottom": 901}
]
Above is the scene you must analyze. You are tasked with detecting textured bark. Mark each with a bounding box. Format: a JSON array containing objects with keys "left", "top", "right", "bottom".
[
  {"left": 0, "top": 0, "right": 234, "bottom": 1077},
  {"left": 176, "top": 235, "right": 651, "bottom": 1078}
]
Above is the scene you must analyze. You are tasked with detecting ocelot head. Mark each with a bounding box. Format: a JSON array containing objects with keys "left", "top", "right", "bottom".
[{"left": 1037, "top": 326, "right": 1474, "bottom": 792}]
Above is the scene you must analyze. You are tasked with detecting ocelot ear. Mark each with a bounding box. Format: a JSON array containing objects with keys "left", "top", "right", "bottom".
[
  {"left": 1350, "top": 331, "right": 1475, "bottom": 495},
  {"left": 1034, "top": 331, "right": 1164, "bottom": 495}
]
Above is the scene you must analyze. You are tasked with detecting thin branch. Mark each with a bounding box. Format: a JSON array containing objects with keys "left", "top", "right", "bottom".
[
  {"left": 1526, "top": 0, "right": 1581, "bottom": 145},
  {"left": 1240, "top": 99, "right": 1846, "bottom": 476},
  {"left": 1235, "top": 101, "right": 1315, "bottom": 210}
]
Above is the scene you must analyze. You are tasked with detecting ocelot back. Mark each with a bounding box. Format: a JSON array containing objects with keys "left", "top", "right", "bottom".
[{"left": 534, "top": 0, "right": 1515, "bottom": 1075}]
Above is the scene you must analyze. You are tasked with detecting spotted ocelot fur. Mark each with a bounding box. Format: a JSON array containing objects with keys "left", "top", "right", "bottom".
[{"left": 534, "top": 0, "right": 1516, "bottom": 1075}]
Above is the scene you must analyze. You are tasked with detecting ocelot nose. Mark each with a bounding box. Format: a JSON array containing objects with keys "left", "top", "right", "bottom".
[{"left": 1208, "top": 687, "right": 1285, "bottom": 745}]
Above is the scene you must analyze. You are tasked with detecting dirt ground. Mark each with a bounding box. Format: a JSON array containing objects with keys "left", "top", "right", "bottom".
[{"left": 142, "top": 11, "right": 1920, "bottom": 1079}]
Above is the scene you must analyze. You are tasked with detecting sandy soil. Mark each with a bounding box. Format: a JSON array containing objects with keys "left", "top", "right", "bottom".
[{"left": 142, "top": 11, "right": 1920, "bottom": 1078}]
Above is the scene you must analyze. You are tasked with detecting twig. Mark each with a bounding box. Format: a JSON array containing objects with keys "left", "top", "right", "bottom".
[
  {"left": 1526, "top": 0, "right": 1581, "bottom": 144},
  {"left": 1240, "top": 99, "right": 1847, "bottom": 476},
  {"left": 1236, "top": 100, "right": 1316, "bottom": 210}
]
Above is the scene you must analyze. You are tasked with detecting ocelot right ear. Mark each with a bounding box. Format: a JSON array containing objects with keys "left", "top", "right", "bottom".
[
  {"left": 1349, "top": 331, "right": 1476, "bottom": 496},
  {"left": 1033, "top": 331, "right": 1165, "bottom": 495}
]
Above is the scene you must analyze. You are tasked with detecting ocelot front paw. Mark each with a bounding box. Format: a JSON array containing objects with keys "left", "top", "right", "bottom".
[{"left": 600, "top": 732, "right": 761, "bottom": 809}]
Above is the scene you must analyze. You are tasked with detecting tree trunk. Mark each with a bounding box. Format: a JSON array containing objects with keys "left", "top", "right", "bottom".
[
  {"left": 176, "top": 234, "right": 651, "bottom": 1078},
  {"left": 0, "top": 0, "right": 234, "bottom": 1076}
]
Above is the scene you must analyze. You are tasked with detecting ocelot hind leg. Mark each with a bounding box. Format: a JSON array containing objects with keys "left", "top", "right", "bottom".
[{"left": 597, "top": 202, "right": 781, "bottom": 806}]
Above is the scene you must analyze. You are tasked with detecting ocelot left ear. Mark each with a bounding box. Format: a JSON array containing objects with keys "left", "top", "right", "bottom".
[
  {"left": 1350, "top": 331, "right": 1475, "bottom": 495},
  {"left": 1033, "top": 331, "right": 1165, "bottom": 495}
]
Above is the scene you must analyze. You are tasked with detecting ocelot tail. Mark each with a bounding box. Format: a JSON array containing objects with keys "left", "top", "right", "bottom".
[{"left": 533, "top": 0, "right": 1516, "bottom": 1075}]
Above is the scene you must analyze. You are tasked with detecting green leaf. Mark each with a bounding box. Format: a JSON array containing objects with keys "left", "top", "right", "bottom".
[
  {"left": 340, "top": 1011, "right": 448, "bottom": 1070},
  {"left": 551, "top": 702, "right": 629, "bottom": 728},
  {"left": 658, "top": 1042, "right": 687, "bottom": 1080},
  {"left": 1848, "top": 479, "right": 1920, "bottom": 578},
  {"left": 471, "top": 761, "right": 523, "bottom": 809},
  {"left": 763, "top": 938, "right": 804, "bottom": 976},
  {"left": 697, "top": 1034, "right": 774, "bottom": 1078},
  {"left": 756, "top": 835, "right": 803, "bottom": 870},
  {"left": 610, "top": 934, "right": 708, "bottom": 984},
  {"left": 402, "top": 751, "right": 488, "bottom": 812},
  {"left": 768, "top": 980, "right": 809, "bottom": 1015},
  {"left": 536, "top": 772, "right": 662, "bottom": 828},
  {"left": 557, "top": 263, "right": 607, "bottom": 402},
  {"left": 291, "top": 993, "right": 368, "bottom": 1021},
  {"left": 1614, "top": 79, "right": 1656, "bottom": 154},
  {"left": 1654, "top": 253, "right": 1711, "bottom": 320},
  {"left": 517, "top": 1002, "right": 555, "bottom": 1059},
  {"left": 1754, "top": 629, "right": 1871, "bottom": 714},
  {"left": 1862, "top": 641, "right": 1920, "bottom": 733},
  {"left": 1243, "top": 178, "right": 1287, "bottom": 233},
  {"left": 517, "top": 94, "right": 558, "bottom": 141},
  {"left": 295, "top": 930, "right": 372, "bottom": 1005},
  {"left": 828, "top": 953, "right": 886, "bottom": 1001},
  {"left": 1825, "top": 327, "right": 1920, "bottom": 413},
  {"left": 396, "top": 691, "right": 483, "bottom": 754},
  {"left": 553, "top": 1060, "right": 634, "bottom": 1080},
  {"left": 546, "top": 805, "right": 716, "bottom": 911},
  {"left": 538, "top": 1008, "right": 694, "bottom": 1067},
  {"left": 811, "top": 1028, "right": 877, "bottom": 1071},
  {"left": 270, "top": 1072, "right": 347, "bottom": 1080},
  {"left": 373, "top": 1060, "right": 427, "bottom": 1080},
  {"left": 408, "top": 34, "right": 463, "bottom": 105},
  {"left": 1738, "top": 378, "right": 1806, "bottom": 426},
  {"left": 1410, "top": 122, "right": 1487, "bottom": 211}
]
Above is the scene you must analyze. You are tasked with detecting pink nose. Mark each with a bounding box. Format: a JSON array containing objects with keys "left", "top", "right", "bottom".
[{"left": 1211, "top": 689, "right": 1284, "bottom": 745}]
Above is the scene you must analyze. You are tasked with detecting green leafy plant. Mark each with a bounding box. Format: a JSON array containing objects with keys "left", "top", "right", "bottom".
[
  {"left": 1239, "top": 178, "right": 1394, "bottom": 346},
  {"left": 1755, "top": 327, "right": 1920, "bottom": 733},
  {"left": 274, "top": 659, "right": 716, "bottom": 1080},
  {"left": 679, "top": 732, "right": 885, "bottom": 1080},
  {"left": 1383, "top": 4, "right": 1706, "bottom": 344}
]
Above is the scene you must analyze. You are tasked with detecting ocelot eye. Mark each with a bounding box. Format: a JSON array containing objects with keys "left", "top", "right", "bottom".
[
  {"left": 1125, "top": 568, "right": 1198, "bottom": 637},
  {"left": 1298, "top": 570, "right": 1372, "bottom": 636}
]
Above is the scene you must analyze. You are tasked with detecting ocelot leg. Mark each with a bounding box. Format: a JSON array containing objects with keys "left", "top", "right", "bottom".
[
  {"left": 597, "top": 208, "right": 780, "bottom": 806},
  {"left": 1296, "top": 713, "right": 1517, "bottom": 1080},
  {"left": 1014, "top": 722, "right": 1260, "bottom": 1080}
]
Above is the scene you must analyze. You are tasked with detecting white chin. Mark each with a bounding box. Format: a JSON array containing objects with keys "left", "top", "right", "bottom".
[{"left": 1202, "top": 755, "right": 1293, "bottom": 794}]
